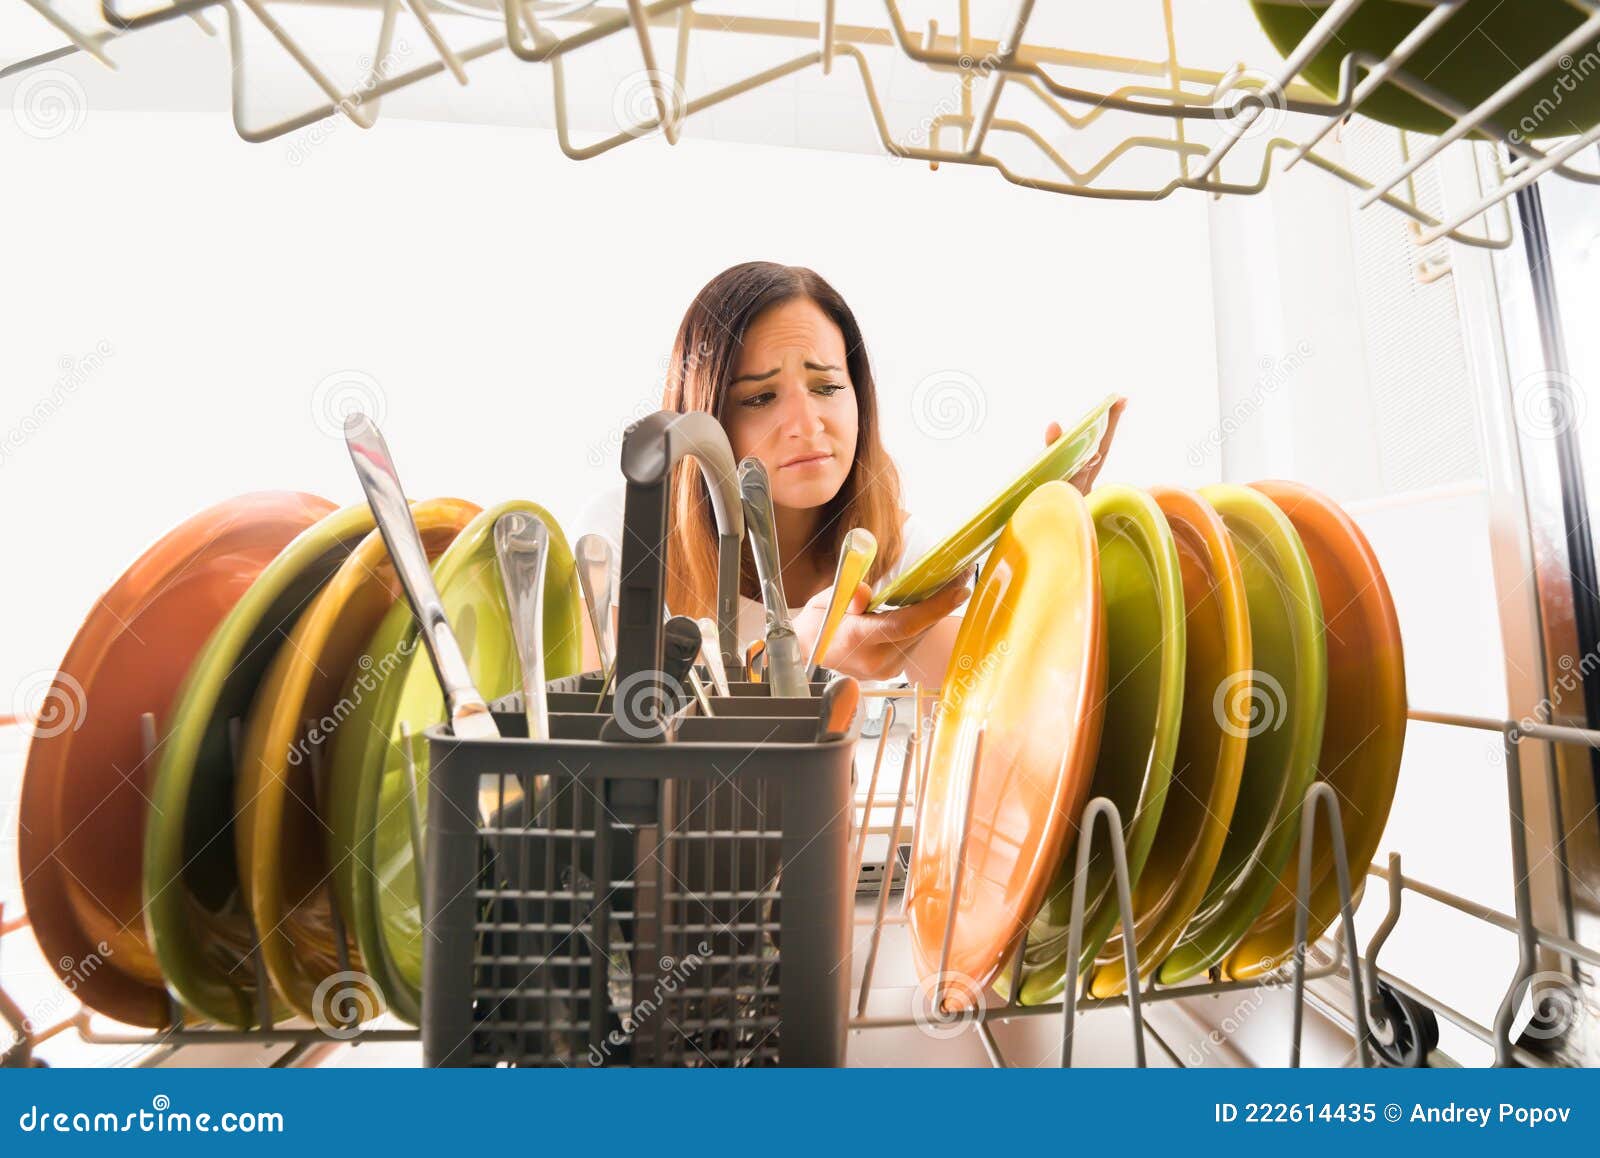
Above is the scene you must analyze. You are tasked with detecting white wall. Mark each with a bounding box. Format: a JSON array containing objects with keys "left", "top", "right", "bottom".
[{"left": 0, "top": 109, "right": 1219, "bottom": 694}]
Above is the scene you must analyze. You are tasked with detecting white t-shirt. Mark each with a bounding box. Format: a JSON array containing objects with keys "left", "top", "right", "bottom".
[{"left": 574, "top": 485, "right": 949, "bottom": 655}]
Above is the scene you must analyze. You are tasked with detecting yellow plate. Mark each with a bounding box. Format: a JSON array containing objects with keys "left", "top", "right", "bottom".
[
  {"left": 1090, "top": 487, "right": 1250, "bottom": 998},
  {"left": 1223, "top": 481, "right": 1406, "bottom": 980},
  {"left": 235, "top": 498, "right": 479, "bottom": 1025},
  {"left": 1008, "top": 484, "right": 1185, "bottom": 1005},
  {"left": 904, "top": 480, "right": 1106, "bottom": 1011}
]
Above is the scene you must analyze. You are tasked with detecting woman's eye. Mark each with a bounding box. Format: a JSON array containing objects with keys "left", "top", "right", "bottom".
[
  {"left": 739, "top": 392, "right": 776, "bottom": 409},
  {"left": 813, "top": 383, "right": 845, "bottom": 396}
]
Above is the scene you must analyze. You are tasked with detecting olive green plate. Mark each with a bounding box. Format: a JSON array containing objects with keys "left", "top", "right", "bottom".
[
  {"left": 1251, "top": 1, "right": 1600, "bottom": 139},
  {"left": 1002, "top": 485, "right": 1185, "bottom": 1005},
  {"left": 868, "top": 395, "right": 1119, "bottom": 611},
  {"left": 337, "top": 500, "right": 584, "bottom": 1025},
  {"left": 1156, "top": 484, "right": 1326, "bottom": 985},
  {"left": 144, "top": 503, "right": 377, "bottom": 1027}
]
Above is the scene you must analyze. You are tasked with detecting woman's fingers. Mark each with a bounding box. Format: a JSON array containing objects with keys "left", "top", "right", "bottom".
[
  {"left": 1066, "top": 395, "right": 1125, "bottom": 492},
  {"left": 1045, "top": 420, "right": 1063, "bottom": 445},
  {"left": 871, "top": 580, "right": 971, "bottom": 642}
]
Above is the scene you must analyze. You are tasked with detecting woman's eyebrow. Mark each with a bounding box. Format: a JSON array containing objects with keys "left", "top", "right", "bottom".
[{"left": 730, "top": 361, "right": 843, "bottom": 385}]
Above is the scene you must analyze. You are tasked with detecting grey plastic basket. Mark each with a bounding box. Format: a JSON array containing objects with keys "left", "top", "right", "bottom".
[{"left": 420, "top": 411, "right": 858, "bottom": 1067}]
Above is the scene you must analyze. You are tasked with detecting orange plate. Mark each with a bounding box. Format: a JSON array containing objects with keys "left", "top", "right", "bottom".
[
  {"left": 904, "top": 481, "right": 1106, "bottom": 1012},
  {"left": 1223, "top": 480, "right": 1406, "bottom": 979},
  {"left": 17, "top": 492, "right": 335, "bottom": 1028}
]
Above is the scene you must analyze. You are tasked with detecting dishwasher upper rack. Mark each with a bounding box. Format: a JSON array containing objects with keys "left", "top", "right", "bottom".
[
  {"left": 11, "top": 0, "right": 1599, "bottom": 247},
  {"left": 848, "top": 684, "right": 1600, "bottom": 1070}
]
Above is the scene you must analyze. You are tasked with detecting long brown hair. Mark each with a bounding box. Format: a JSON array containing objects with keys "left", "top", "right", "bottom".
[{"left": 659, "top": 261, "right": 905, "bottom": 618}]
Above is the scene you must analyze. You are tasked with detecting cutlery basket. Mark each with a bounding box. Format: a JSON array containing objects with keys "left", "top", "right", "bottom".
[{"left": 420, "top": 678, "right": 857, "bottom": 1067}]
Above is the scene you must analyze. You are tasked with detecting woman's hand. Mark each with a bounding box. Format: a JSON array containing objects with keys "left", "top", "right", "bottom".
[
  {"left": 790, "top": 570, "right": 974, "bottom": 682},
  {"left": 1050, "top": 395, "right": 1125, "bottom": 494}
]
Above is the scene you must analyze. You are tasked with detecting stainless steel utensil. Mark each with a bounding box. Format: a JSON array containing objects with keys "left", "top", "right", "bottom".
[
  {"left": 493, "top": 510, "right": 550, "bottom": 742},
  {"left": 575, "top": 534, "right": 617, "bottom": 712},
  {"left": 343, "top": 413, "right": 498, "bottom": 741},
  {"left": 806, "top": 527, "right": 878, "bottom": 678},
  {"left": 695, "top": 617, "right": 731, "bottom": 697},
  {"left": 737, "top": 456, "right": 810, "bottom": 698}
]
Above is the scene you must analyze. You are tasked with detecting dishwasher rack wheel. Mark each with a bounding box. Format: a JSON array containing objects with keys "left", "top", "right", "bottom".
[{"left": 1367, "top": 981, "right": 1439, "bottom": 1068}]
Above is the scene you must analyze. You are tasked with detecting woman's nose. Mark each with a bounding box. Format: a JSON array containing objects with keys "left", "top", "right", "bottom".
[{"left": 776, "top": 389, "right": 825, "bottom": 439}]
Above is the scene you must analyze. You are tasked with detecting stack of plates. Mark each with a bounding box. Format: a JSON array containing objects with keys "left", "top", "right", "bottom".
[
  {"left": 19, "top": 493, "right": 584, "bottom": 1030},
  {"left": 906, "top": 459, "right": 1406, "bottom": 1008}
]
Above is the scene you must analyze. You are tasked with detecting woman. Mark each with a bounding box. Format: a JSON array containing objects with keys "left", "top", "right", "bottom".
[{"left": 578, "top": 261, "right": 1121, "bottom": 686}]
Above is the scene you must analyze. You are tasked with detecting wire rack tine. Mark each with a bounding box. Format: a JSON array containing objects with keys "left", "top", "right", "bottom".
[
  {"left": 1288, "top": 781, "right": 1370, "bottom": 1068},
  {"left": 1060, "top": 797, "right": 1144, "bottom": 1068}
]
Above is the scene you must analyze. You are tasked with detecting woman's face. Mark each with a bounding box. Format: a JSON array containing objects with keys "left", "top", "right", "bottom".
[{"left": 721, "top": 297, "right": 859, "bottom": 512}]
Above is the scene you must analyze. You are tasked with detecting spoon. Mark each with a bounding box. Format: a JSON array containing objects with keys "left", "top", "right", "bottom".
[
  {"left": 695, "top": 617, "right": 731, "bottom": 697},
  {"left": 492, "top": 511, "right": 550, "bottom": 742},
  {"left": 344, "top": 414, "right": 497, "bottom": 741},
  {"left": 575, "top": 534, "right": 617, "bottom": 712},
  {"left": 737, "top": 457, "right": 809, "bottom": 697},
  {"left": 806, "top": 527, "right": 878, "bottom": 679}
]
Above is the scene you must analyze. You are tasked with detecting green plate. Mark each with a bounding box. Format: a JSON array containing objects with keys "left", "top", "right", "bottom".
[
  {"left": 868, "top": 394, "right": 1119, "bottom": 610},
  {"left": 1252, "top": 1, "right": 1600, "bottom": 139},
  {"left": 1156, "top": 484, "right": 1326, "bottom": 985},
  {"left": 337, "top": 500, "right": 584, "bottom": 1025},
  {"left": 1003, "top": 484, "right": 1185, "bottom": 1005},
  {"left": 144, "top": 503, "right": 377, "bottom": 1027}
]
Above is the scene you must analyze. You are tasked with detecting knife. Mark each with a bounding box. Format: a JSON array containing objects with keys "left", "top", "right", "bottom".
[{"left": 737, "top": 456, "right": 810, "bottom": 698}]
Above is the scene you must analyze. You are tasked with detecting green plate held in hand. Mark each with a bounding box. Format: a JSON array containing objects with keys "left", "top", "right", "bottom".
[{"left": 868, "top": 394, "right": 1120, "bottom": 611}]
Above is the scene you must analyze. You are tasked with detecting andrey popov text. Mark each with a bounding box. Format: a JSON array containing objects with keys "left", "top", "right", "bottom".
[{"left": 1215, "top": 1102, "right": 1573, "bottom": 1127}]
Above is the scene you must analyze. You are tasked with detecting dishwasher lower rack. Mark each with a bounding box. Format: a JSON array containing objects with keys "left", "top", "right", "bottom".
[
  {"left": 845, "top": 687, "right": 1600, "bottom": 1070},
  {"left": 419, "top": 676, "right": 857, "bottom": 1068}
]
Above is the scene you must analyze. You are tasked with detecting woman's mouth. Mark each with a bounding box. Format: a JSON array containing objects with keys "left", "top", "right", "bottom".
[{"left": 779, "top": 452, "right": 833, "bottom": 471}]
